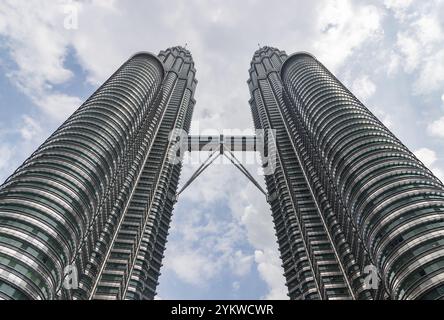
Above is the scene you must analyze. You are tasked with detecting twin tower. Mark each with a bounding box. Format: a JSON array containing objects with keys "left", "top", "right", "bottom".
[{"left": 1, "top": 46, "right": 444, "bottom": 300}]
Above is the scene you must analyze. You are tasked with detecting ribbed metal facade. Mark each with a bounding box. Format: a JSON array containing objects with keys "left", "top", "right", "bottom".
[
  {"left": 91, "top": 47, "right": 197, "bottom": 300},
  {"left": 249, "top": 46, "right": 444, "bottom": 300},
  {"left": 248, "top": 47, "right": 370, "bottom": 300},
  {"left": 0, "top": 46, "right": 196, "bottom": 300},
  {"left": 1, "top": 44, "right": 444, "bottom": 301}
]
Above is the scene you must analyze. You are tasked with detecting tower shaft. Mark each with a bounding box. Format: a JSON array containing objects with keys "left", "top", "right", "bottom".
[
  {"left": 249, "top": 47, "right": 444, "bottom": 300},
  {"left": 0, "top": 47, "right": 196, "bottom": 300}
]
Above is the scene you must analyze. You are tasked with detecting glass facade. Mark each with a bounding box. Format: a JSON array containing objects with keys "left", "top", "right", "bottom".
[
  {"left": 249, "top": 47, "right": 368, "bottom": 300},
  {"left": 0, "top": 44, "right": 443, "bottom": 300},
  {"left": 0, "top": 47, "right": 197, "bottom": 300},
  {"left": 249, "top": 46, "right": 444, "bottom": 300}
]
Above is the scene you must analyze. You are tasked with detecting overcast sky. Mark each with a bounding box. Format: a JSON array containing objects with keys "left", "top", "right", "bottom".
[{"left": 0, "top": 0, "right": 443, "bottom": 300}]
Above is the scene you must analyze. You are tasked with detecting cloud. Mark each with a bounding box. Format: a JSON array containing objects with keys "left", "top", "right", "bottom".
[
  {"left": 388, "top": 1, "right": 444, "bottom": 94},
  {"left": 433, "top": 168, "right": 444, "bottom": 183},
  {"left": 313, "top": 0, "right": 383, "bottom": 71},
  {"left": 35, "top": 93, "right": 82, "bottom": 122},
  {"left": 163, "top": 159, "right": 287, "bottom": 298},
  {"left": 1, "top": 0, "right": 444, "bottom": 300},
  {"left": 351, "top": 75, "right": 377, "bottom": 102},
  {"left": 0, "top": 0, "right": 387, "bottom": 127},
  {"left": 255, "top": 250, "right": 288, "bottom": 300},
  {"left": 0, "top": 115, "right": 51, "bottom": 182},
  {"left": 20, "top": 115, "right": 43, "bottom": 141},
  {"left": 383, "top": 0, "right": 414, "bottom": 20},
  {"left": 0, "top": 138, "right": 17, "bottom": 183},
  {"left": 162, "top": 197, "right": 256, "bottom": 288},
  {"left": 0, "top": 0, "right": 81, "bottom": 122},
  {"left": 0, "top": 1, "right": 73, "bottom": 85},
  {"left": 230, "top": 250, "right": 254, "bottom": 277},
  {"left": 428, "top": 117, "right": 444, "bottom": 138},
  {"left": 414, "top": 148, "right": 438, "bottom": 167},
  {"left": 414, "top": 13, "right": 443, "bottom": 46},
  {"left": 414, "top": 49, "right": 444, "bottom": 94},
  {"left": 0, "top": 144, "right": 14, "bottom": 172},
  {"left": 396, "top": 32, "right": 421, "bottom": 73},
  {"left": 163, "top": 248, "right": 219, "bottom": 287},
  {"left": 384, "top": 0, "right": 414, "bottom": 10},
  {"left": 414, "top": 147, "right": 444, "bottom": 182},
  {"left": 227, "top": 181, "right": 288, "bottom": 300}
]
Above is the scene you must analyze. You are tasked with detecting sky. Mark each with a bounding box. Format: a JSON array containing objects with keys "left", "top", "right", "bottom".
[{"left": 0, "top": 0, "right": 443, "bottom": 300}]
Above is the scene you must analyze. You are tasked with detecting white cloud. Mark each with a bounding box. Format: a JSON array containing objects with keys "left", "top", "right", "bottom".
[
  {"left": 0, "top": 113, "right": 56, "bottom": 183},
  {"left": 0, "top": 0, "right": 388, "bottom": 127},
  {"left": 240, "top": 204, "right": 276, "bottom": 250},
  {"left": 228, "top": 180, "right": 288, "bottom": 300},
  {"left": 0, "top": 1, "right": 73, "bottom": 85},
  {"left": 414, "top": 49, "right": 444, "bottom": 94},
  {"left": 0, "top": 142, "right": 16, "bottom": 183},
  {"left": 162, "top": 194, "right": 256, "bottom": 288},
  {"left": 35, "top": 93, "right": 82, "bottom": 122},
  {"left": 389, "top": 3, "right": 444, "bottom": 95},
  {"left": 414, "top": 147, "right": 444, "bottom": 182},
  {"left": 255, "top": 250, "right": 288, "bottom": 300},
  {"left": 164, "top": 248, "right": 219, "bottom": 286},
  {"left": 433, "top": 167, "right": 444, "bottom": 183},
  {"left": 0, "top": 0, "right": 81, "bottom": 122},
  {"left": 179, "top": 155, "right": 234, "bottom": 204},
  {"left": 230, "top": 250, "right": 254, "bottom": 277},
  {"left": 384, "top": 0, "right": 414, "bottom": 9},
  {"left": 20, "top": 115, "right": 43, "bottom": 141},
  {"left": 414, "top": 148, "right": 438, "bottom": 167},
  {"left": 428, "top": 117, "right": 444, "bottom": 138},
  {"left": 396, "top": 32, "right": 421, "bottom": 73},
  {"left": 351, "top": 75, "right": 377, "bottom": 102},
  {"left": 414, "top": 14, "right": 443, "bottom": 46},
  {"left": 163, "top": 160, "right": 288, "bottom": 298},
  {"left": 384, "top": 0, "right": 414, "bottom": 20},
  {"left": 313, "top": 0, "right": 383, "bottom": 71},
  {"left": 386, "top": 51, "right": 401, "bottom": 76},
  {"left": 0, "top": 144, "right": 14, "bottom": 172}
]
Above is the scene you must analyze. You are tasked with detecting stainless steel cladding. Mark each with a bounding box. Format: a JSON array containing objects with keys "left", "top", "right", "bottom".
[{"left": 0, "top": 47, "right": 197, "bottom": 300}]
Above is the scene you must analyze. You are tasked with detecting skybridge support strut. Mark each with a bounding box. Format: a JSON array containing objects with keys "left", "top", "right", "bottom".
[{"left": 175, "top": 135, "right": 268, "bottom": 201}]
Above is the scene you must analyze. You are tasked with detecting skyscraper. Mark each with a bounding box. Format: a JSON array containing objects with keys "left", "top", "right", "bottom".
[
  {"left": 1, "top": 44, "right": 444, "bottom": 301},
  {"left": 0, "top": 46, "right": 197, "bottom": 300},
  {"left": 248, "top": 46, "right": 444, "bottom": 300}
]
